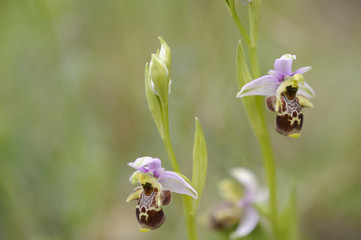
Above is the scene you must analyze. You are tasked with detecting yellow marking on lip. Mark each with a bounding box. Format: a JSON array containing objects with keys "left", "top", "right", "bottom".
[
  {"left": 139, "top": 228, "right": 150, "bottom": 232},
  {"left": 289, "top": 116, "right": 301, "bottom": 126},
  {"left": 289, "top": 133, "right": 300, "bottom": 138}
]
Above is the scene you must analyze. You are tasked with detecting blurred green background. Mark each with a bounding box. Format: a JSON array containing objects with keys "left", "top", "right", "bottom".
[{"left": 1, "top": 0, "right": 361, "bottom": 239}]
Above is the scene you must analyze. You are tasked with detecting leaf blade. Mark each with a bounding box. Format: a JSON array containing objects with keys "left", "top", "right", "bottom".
[{"left": 191, "top": 117, "right": 208, "bottom": 212}]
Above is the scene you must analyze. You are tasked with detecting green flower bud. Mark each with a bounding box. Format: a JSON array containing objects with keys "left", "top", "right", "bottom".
[
  {"left": 149, "top": 53, "right": 170, "bottom": 105},
  {"left": 158, "top": 37, "right": 171, "bottom": 72},
  {"left": 144, "top": 37, "right": 173, "bottom": 138},
  {"left": 145, "top": 63, "right": 164, "bottom": 138}
]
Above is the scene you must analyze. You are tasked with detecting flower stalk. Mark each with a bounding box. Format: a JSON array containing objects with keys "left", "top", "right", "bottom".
[
  {"left": 228, "top": 0, "right": 251, "bottom": 46},
  {"left": 236, "top": 40, "right": 278, "bottom": 238},
  {"left": 248, "top": 0, "right": 278, "bottom": 231},
  {"left": 228, "top": 0, "right": 279, "bottom": 237},
  {"left": 161, "top": 105, "right": 181, "bottom": 173},
  {"left": 162, "top": 131, "right": 198, "bottom": 240}
]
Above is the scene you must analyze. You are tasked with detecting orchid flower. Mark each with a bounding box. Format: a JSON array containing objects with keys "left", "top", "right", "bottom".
[
  {"left": 209, "top": 168, "right": 267, "bottom": 239},
  {"left": 237, "top": 54, "right": 315, "bottom": 137},
  {"left": 126, "top": 157, "right": 198, "bottom": 231}
]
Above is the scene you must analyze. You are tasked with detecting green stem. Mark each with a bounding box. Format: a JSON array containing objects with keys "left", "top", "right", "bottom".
[
  {"left": 249, "top": 45, "right": 260, "bottom": 78},
  {"left": 229, "top": 0, "right": 251, "bottom": 45},
  {"left": 249, "top": 43, "right": 278, "bottom": 238},
  {"left": 162, "top": 104, "right": 180, "bottom": 172},
  {"left": 161, "top": 104, "right": 198, "bottom": 240},
  {"left": 183, "top": 196, "right": 198, "bottom": 240},
  {"left": 258, "top": 126, "right": 278, "bottom": 238},
  {"left": 230, "top": 0, "right": 278, "bottom": 237}
]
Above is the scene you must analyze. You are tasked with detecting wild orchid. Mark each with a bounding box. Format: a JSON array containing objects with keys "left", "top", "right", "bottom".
[
  {"left": 126, "top": 157, "right": 198, "bottom": 232},
  {"left": 237, "top": 54, "right": 315, "bottom": 137},
  {"left": 209, "top": 168, "right": 267, "bottom": 239}
]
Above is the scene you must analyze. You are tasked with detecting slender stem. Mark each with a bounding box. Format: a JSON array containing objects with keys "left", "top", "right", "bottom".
[
  {"left": 249, "top": 45, "right": 260, "bottom": 78},
  {"left": 249, "top": 43, "right": 278, "bottom": 238},
  {"left": 162, "top": 134, "right": 198, "bottom": 240},
  {"left": 229, "top": 0, "right": 251, "bottom": 45},
  {"left": 162, "top": 103, "right": 180, "bottom": 172},
  {"left": 161, "top": 104, "right": 198, "bottom": 240},
  {"left": 183, "top": 196, "right": 198, "bottom": 240},
  {"left": 258, "top": 127, "right": 278, "bottom": 238},
  {"left": 230, "top": 0, "right": 278, "bottom": 237}
]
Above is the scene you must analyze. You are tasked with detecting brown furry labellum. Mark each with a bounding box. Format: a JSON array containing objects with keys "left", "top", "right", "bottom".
[
  {"left": 133, "top": 182, "right": 172, "bottom": 230},
  {"left": 266, "top": 85, "right": 305, "bottom": 137}
]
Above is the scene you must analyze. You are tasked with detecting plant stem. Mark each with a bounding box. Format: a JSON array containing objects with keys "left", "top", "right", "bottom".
[
  {"left": 249, "top": 44, "right": 278, "bottom": 238},
  {"left": 161, "top": 104, "right": 198, "bottom": 240},
  {"left": 162, "top": 103, "right": 180, "bottom": 172},
  {"left": 258, "top": 126, "right": 278, "bottom": 238},
  {"left": 229, "top": 0, "right": 251, "bottom": 46},
  {"left": 183, "top": 196, "right": 198, "bottom": 240},
  {"left": 230, "top": 0, "right": 278, "bottom": 237},
  {"left": 249, "top": 45, "right": 260, "bottom": 78}
]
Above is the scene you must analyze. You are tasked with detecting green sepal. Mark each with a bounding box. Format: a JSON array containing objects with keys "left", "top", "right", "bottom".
[
  {"left": 278, "top": 184, "right": 300, "bottom": 240},
  {"left": 191, "top": 117, "right": 208, "bottom": 212},
  {"left": 224, "top": 0, "right": 230, "bottom": 7},
  {"left": 149, "top": 54, "right": 169, "bottom": 105},
  {"left": 145, "top": 63, "right": 164, "bottom": 138},
  {"left": 236, "top": 40, "right": 267, "bottom": 138}
]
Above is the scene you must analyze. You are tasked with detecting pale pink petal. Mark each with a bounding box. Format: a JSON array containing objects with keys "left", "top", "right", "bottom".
[
  {"left": 147, "top": 158, "right": 162, "bottom": 171},
  {"left": 230, "top": 168, "right": 259, "bottom": 196},
  {"left": 237, "top": 75, "right": 280, "bottom": 98},
  {"left": 267, "top": 70, "right": 284, "bottom": 82},
  {"left": 293, "top": 66, "right": 312, "bottom": 75},
  {"left": 274, "top": 55, "right": 295, "bottom": 76},
  {"left": 128, "top": 156, "right": 160, "bottom": 173},
  {"left": 158, "top": 171, "right": 198, "bottom": 199},
  {"left": 230, "top": 206, "right": 259, "bottom": 239}
]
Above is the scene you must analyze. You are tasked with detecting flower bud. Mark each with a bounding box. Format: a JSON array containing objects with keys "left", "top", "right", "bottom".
[
  {"left": 145, "top": 63, "right": 164, "bottom": 138},
  {"left": 149, "top": 53, "right": 170, "bottom": 105},
  {"left": 158, "top": 37, "right": 171, "bottom": 71}
]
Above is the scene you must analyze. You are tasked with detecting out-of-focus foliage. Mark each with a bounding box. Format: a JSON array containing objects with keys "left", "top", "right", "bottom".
[{"left": 0, "top": 0, "right": 360, "bottom": 240}]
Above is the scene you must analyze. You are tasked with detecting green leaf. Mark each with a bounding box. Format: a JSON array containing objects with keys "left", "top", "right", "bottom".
[
  {"left": 278, "top": 184, "right": 300, "bottom": 240},
  {"left": 144, "top": 63, "right": 164, "bottom": 138},
  {"left": 191, "top": 117, "right": 207, "bottom": 212},
  {"left": 236, "top": 39, "right": 252, "bottom": 87}
]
